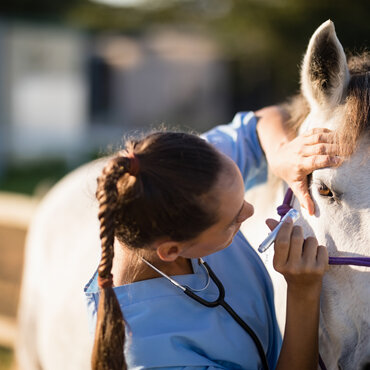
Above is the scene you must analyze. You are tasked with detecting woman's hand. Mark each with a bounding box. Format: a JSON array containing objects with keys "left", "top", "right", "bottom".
[
  {"left": 268, "top": 128, "right": 341, "bottom": 216},
  {"left": 266, "top": 218, "right": 328, "bottom": 296},
  {"left": 256, "top": 106, "right": 342, "bottom": 215},
  {"left": 267, "top": 218, "right": 329, "bottom": 370}
]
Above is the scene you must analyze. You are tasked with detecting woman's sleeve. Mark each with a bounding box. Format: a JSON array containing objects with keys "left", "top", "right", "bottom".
[{"left": 201, "top": 112, "right": 268, "bottom": 190}]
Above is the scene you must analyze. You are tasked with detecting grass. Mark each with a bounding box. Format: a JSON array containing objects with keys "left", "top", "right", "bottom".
[
  {"left": 0, "top": 159, "right": 70, "bottom": 196},
  {"left": 0, "top": 151, "right": 104, "bottom": 196},
  {"left": 0, "top": 347, "right": 14, "bottom": 370}
]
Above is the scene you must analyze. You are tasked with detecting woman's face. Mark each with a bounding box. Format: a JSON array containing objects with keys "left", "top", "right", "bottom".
[{"left": 179, "top": 154, "right": 254, "bottom": 259}]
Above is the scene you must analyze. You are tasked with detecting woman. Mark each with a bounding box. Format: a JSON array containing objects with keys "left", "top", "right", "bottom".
[{"left": 85, "top": 107, "right": 340, "bottom": 370}]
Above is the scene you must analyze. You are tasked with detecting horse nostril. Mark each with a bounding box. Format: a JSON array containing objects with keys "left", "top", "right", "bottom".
[{"left": 362, "top": 363, "right": 370, "bottom": 370}]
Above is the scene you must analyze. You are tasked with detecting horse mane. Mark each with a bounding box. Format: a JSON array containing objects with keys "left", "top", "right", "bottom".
[{"left": 282, "top": 51, "right": 370, "bottom": 156}]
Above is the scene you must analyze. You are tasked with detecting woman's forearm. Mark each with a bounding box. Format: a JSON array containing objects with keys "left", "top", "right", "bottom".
[
  {"left": 276, "top": 287, "right": 321, "bottom": 370},
  {"left": 255, "top": 105, "right": 292, "bottom": 160},
  {"left": 267, "top": 218, "right": 327, "bottom": 370}
]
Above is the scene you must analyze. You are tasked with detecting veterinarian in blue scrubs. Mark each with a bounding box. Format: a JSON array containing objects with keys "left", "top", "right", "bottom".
[{"left": 85, "top": 107, "right": 339, "bottom": 369}]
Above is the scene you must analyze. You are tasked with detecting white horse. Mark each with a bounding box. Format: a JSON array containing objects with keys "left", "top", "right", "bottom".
[
  {"left": 243, "top": 21, "right": 370, "bottom": 370},
  {"left": 16, "top": 21, "right": 369, "bottom": 370}
]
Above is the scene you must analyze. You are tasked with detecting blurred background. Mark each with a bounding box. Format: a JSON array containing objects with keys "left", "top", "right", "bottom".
[{"left": 0, "top": 0, "right": 368, "bottom": 368}]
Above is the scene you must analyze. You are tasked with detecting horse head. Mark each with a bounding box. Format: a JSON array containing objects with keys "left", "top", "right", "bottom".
[{"left": 295, "top": 20, "right": 370, "bottom": 370}]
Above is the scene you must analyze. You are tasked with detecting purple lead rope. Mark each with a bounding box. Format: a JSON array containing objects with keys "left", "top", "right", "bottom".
[
  {"left": 277, "top": 188, "right": 370, "bottom": 370},
  {"left": 277, "top": 188, "right": 370, "bottom": 267}
]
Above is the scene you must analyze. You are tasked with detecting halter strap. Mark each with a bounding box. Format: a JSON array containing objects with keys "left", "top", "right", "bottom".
[{"left": 277, "top": 188, "right": 293, "bottom": 218}]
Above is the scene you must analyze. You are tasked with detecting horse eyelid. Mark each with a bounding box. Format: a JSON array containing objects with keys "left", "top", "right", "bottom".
[{"left": 312, "top": 180, "right": 342, "bottom": 200}]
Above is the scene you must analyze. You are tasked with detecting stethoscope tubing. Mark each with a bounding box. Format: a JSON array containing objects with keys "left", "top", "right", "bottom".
[{"left": 184, "top": 261, "right": 270, "bottom": 370}]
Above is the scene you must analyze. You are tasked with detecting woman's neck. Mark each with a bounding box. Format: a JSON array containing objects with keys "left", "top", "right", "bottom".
[{"left": 111, "top": 239, "right": 193, "bottom": 287}]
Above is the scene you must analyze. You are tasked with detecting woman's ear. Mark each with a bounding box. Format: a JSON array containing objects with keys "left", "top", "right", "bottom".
[{"left": 156, "top": 241, "right": 182, "bottom": 262}]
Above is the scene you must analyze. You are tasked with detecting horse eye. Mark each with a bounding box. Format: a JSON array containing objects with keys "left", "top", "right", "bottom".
[{"left": 318, "top": 184, "right": 333, "bottom": 197}]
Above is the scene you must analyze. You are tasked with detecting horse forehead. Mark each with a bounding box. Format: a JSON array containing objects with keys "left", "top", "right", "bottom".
[
  {"left": 313, "top": 142, "right": 370, "bottom": 190},
  {"left": 299, "top": 107, "right": 344, "bottom": 133}
]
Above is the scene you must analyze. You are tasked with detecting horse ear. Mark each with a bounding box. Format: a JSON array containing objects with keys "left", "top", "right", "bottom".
[{"left": 301, "top": 20, "right": 349, "bottom": 110}]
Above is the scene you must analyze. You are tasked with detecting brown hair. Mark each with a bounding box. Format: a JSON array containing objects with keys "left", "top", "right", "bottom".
[
  {"left": 340, "top": 51, "right": 370, "bottom": 156},
  {"left": 282, "top": 52, "right": 370, "bottom": 154},
  {"left": 92, "top": 131, "right": 222, "bottom": 369}
]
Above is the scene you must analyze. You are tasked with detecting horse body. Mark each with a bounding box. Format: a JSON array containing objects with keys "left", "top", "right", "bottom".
[
  {"left": 17, "top": 160, "right": 106, "bottom": 370},
  {"left": 17, "top": 21, "right": 369, "bottom": 370}
]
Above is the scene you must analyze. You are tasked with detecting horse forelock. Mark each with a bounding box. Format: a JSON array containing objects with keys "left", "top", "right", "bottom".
[
  {"left": 283, "top": 52, "right": 370, "bottom": 156},
  {"left": 340, "top": 52, "right": 370, "bottom": 156}
]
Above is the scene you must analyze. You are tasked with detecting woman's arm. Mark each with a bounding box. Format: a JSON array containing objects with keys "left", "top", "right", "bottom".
[
  {"left": 202, "top": 112, "right": 268, "bottom": 191},
  {"left": 277, "top": 282, "right": 321, "bottom": 370},
  {"left": 266, "top": 218, "right": 328, "bottom": 370},
  {"left": 255, "top": 106, "right": 341, "bottom": 215},
  {"left": 203, "top": 107, "right": 341, "bottom": 214}
]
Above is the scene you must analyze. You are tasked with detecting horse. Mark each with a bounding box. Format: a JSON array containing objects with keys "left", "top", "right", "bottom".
[
  {"left": 16, "top": 20, "right": 369, "bottom": 370},
  {"left": 242, "top": 20, "right": 370, "bottom": 370}
]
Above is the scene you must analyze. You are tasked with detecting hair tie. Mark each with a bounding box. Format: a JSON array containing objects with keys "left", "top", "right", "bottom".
[
  {"left": 127, "top": 152, "right": 140, "bottom": 176},
  {"left": 98, "top": 274, "right": 114, "bottom": 289}
]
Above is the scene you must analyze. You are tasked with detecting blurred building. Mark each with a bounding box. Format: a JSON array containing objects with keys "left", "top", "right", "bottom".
[{"left": 0, "top": 20, "right": 231, "bottom": 170}]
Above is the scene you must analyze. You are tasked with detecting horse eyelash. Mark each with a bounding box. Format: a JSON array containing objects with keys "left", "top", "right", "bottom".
[{"left": 311, "top": 179, "right": 330, "bottom": 189}]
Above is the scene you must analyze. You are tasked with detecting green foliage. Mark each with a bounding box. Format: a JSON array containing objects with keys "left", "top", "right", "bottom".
[
  {"left": 0, "top": 347, "right": 13, "bottom": 370},
  {"left": 0, "top": 160, "right": 70, "bottom": 195}
]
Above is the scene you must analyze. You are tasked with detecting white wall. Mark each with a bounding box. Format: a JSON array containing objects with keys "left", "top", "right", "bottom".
[
  {"left": 0, "top": 23, "right": 231, "bottom": 161},
  {"left": 7, "top": 24, "right": 88, "bottom": 159}
]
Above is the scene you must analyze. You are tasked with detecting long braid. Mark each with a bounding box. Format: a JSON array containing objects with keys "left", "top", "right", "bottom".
[
  {"left": 92, "top": 156, "right": 130, "bottom": 370},
  {"left": 91, "top": 133, "right": 222, "bottom": 368},
  {"left": 96, "top": 159, "right": 124, "bottom": 285}
]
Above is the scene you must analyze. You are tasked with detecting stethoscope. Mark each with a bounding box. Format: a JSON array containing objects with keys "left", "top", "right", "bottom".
[{"left": 141, "top": 257, "right": 269, "bottom": 370}]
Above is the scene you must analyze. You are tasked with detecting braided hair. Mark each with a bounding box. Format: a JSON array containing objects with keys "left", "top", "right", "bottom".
[{"left": 92, "top": 132, "right": 222, "bottom": 369}]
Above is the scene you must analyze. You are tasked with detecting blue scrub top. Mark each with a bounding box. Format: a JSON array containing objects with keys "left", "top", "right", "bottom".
[
  {"left": 201, "top": 111, "right": 267, "bottom": 191},
  {"left": 84, "top": 112, "right": 282, "bottom": 369}
]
